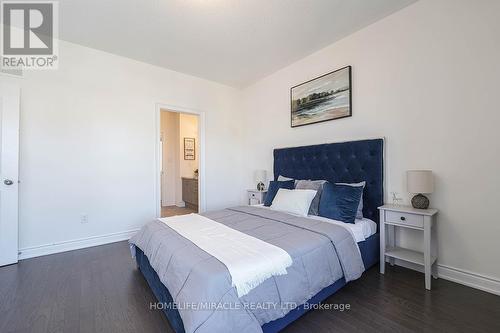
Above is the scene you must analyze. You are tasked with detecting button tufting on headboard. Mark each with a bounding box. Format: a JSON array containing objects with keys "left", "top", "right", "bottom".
[{"left": 273, "top": 139, "right": 384, "bottom": 225}]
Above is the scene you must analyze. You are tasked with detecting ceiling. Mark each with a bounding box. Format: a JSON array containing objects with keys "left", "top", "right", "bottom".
[{"left": 59, "top": 0, "right": 417, "bottom": 87}]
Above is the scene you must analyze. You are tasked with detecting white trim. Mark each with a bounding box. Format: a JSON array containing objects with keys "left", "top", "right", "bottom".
[
  {"left": 154, "top": 103, "right": 206, "bottom": 217},
  {"left": 438, "top": 264, "right": 500, "bottom": 296},
  {"left": 273, "top": 136, "right": 386, "bottom": 150},
  {"left": 18, "top": 228, "right": 140, "bottom": 260},
  {"left": 387, "top": 258, "right": 500, "bottom": 296},
  {"left": 0, "top": 71, "right": 24, "bottom": 79},
  {"left": 0, "top": 65, "right": 24, "bottom": 78}
]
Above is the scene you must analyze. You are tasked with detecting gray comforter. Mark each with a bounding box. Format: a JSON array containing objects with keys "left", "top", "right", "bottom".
[{"left": 129, "top": 206, "right": 364, "bottom": 333}]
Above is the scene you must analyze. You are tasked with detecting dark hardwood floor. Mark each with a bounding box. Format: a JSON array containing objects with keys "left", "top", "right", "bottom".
[{"left": 1, "top": 241, "right": 499, "bottom": 333}]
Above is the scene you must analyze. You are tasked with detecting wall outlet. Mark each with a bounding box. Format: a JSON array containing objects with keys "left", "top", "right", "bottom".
[{"left": 80, "top": 214, "right": 89, "bottom": 224}]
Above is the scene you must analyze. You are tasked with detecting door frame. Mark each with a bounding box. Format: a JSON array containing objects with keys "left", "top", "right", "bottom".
[{"left": 154, "top": 103, "right": 206, "bottom": 217}]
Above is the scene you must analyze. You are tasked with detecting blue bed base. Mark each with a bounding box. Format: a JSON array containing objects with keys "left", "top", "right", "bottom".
[{"left": 135, "top": 232, "right": 379, "bottom": 333}]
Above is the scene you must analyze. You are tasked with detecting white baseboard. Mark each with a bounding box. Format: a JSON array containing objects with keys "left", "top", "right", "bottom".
[
  {"left": 387, "top": 258, "right": 500, "bottom": 296},
  {"left": 437, "top": 264, "right": 500, "bottom": 296},
  {"left": 18, "top": 229, "right": 140, "bottom": 260}
]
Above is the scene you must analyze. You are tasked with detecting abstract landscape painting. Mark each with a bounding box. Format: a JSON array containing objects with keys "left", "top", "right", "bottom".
[{"left": 291, "top": 66, "right": 351, "bottom": 127}]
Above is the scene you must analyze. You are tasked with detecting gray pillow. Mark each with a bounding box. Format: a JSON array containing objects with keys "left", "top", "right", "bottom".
[
  {"left": 295, "top": 180, "right": 327, "bottom": 215},
  {"left": 336, "top": 181, "right": 366, "bottom": 219},
  {"left": 277, "top": 175, "right": 301, "bottom": 187}
]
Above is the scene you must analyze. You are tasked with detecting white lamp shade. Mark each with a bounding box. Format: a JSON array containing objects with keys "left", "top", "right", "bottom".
[
  {"left": 254, "top": 170, "right": 267, "bottom": 183},
  {"left": 407, "top": 170, "right": 434, "bottom": 194}
]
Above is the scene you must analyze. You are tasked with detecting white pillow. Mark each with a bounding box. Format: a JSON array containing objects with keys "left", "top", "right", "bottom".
[{"left": 270, "top": 189, "right": 317, "bottom": 217}]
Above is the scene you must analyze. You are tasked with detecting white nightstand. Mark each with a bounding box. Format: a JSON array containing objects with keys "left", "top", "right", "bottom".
[
  {"left": 378, "top": 204, "right": 438, "bottom": 290},
  {"left": 247, "top": 190, "right": 267, "bottom": 205}
]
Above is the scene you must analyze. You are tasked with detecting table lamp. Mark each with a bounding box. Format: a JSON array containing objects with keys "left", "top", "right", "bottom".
[
  {"left": 254, "top": 170, "right": 267, "bottom": 191},
  {"left": 407, "top": 170, "right": 434, "bottom": 209}
]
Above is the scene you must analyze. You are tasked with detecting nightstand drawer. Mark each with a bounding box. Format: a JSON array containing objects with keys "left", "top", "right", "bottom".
[{"left": 385, "top": 211, "right": 424, "bottom": 229}]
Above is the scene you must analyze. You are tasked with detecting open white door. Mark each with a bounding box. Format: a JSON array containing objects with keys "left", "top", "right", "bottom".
[{"left": 0, "top": 82, "right": 20, "bottom": 266}]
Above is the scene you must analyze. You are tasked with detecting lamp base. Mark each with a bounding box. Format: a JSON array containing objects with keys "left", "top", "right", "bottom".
[
  {"left": 411, "top": 193, "right": 429, "bottom": 209},
  {"left": 257, "top": 182, "right": 265, "bottom": 191}
]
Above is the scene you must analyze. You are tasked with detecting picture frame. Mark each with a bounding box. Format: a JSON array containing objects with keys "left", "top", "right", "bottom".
[
  {"left": 184, "top": 137, "right": 195, "bottom": 160},
  {"left": 291, "top": 65, "right": 352, "bottom": 128}
]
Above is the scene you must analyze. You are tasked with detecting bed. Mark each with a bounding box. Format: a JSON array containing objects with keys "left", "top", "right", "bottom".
[{"left": 132, "top": 138, "right": 384, "bottom": 333}]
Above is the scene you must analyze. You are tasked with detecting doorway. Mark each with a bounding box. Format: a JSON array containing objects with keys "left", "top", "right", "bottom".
[{"left": 156, "top": 105, "right": 203, "bottom": 218}]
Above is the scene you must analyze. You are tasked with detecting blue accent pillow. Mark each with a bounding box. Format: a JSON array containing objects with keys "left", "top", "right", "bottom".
[
  {"left": 318, "top": 182, "right": 364, "bottom": 224},
  {"left": 336, "top": 181, "right": 366, "bottom": 219},
  {"left": 264, "top": 180, "right": 295, "bottom": 206}
]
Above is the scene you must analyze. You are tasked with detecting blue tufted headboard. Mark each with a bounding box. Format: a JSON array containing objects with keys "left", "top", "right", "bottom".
[{"left": 273, "top": 138, "right": 384, "bottom": 224}]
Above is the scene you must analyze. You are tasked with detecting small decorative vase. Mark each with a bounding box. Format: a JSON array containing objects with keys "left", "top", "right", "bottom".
[
  {"left": 411, "top": 194, "right": 429, "bottom": 209},
  {"left": 257, "top": 182, "right": 265, "bottom": 191}
]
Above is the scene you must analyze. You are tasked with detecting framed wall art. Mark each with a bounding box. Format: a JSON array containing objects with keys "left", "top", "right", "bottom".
[
  {"left": 184, "top": 137, "right": 195, "bottom": 160},
  {"left": 291, "top": 65, "right": 352, "bottom": 127}
]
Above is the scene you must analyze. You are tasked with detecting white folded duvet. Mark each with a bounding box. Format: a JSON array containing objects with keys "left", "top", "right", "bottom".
[{"left": 159, "top": 213, "right": 293, "bottom": 297}]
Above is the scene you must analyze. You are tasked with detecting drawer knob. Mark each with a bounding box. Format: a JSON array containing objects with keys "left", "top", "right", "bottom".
[{"left": 400, "top": 216, "right": 406, "bottom": 221}]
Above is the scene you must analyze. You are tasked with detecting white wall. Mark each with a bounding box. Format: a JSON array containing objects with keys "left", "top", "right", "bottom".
[
  {"left": 179, "top": 113, "right": 199, "bottom": 179},
  {"left": 241, "top": 0, "right": 500, "bottom": 282},
  {"left": 176, "top": 113, "right": 199, "bottom": 206},
  {"left": 160, "top": 111, "right": 180, "bottom": 206},
  {"left": 160, "top": 111, "right": 199, "bottom": 207},
  {"left": 0, "top": 40, "right": 244, "bottom": 252}
]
